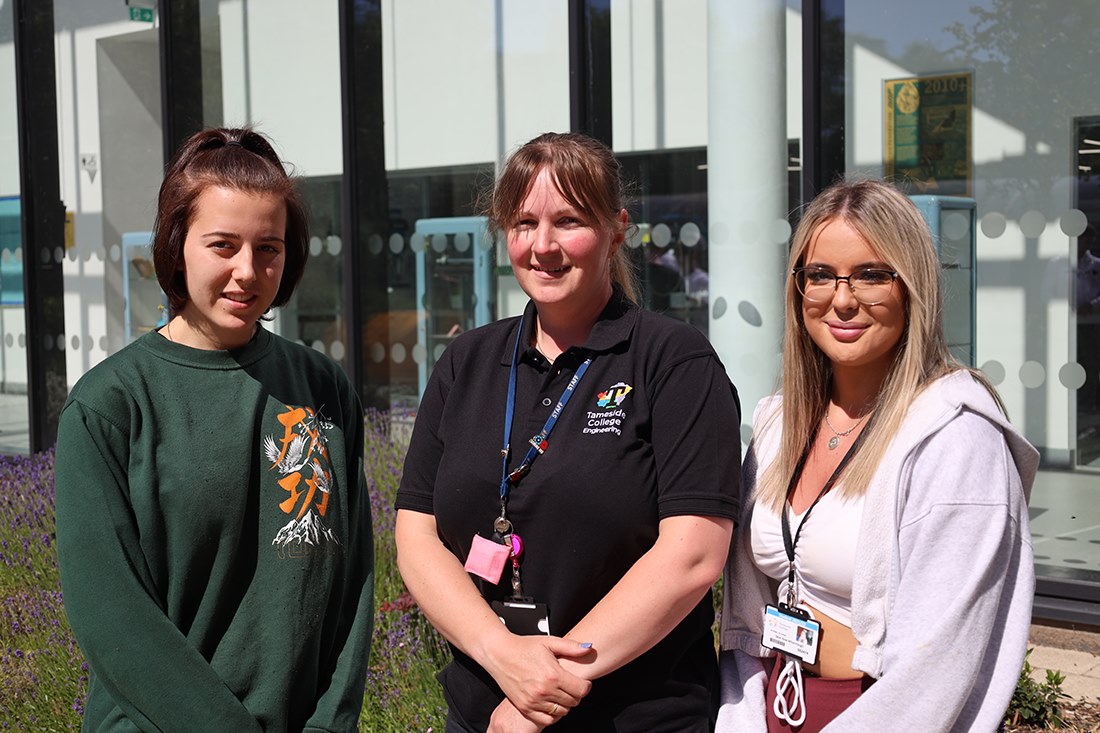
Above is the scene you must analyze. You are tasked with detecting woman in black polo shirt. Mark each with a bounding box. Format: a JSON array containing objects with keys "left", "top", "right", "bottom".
[{"left": 395, "top": 132, "right": 741, "bottom": 732}]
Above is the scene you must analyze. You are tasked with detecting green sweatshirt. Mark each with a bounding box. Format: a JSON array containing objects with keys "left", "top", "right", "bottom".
[{"left": 55, "top": 327, "right": 374, "bottom": 733}]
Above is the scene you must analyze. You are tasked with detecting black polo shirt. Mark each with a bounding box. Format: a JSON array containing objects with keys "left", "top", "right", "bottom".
[{"left": 397, "top": 288, "right": 741, "bottom": 732}]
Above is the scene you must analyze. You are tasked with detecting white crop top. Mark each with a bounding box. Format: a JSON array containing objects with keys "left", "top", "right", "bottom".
[{"left": 750, "top": 489, "right": 865, "bottom": 627}]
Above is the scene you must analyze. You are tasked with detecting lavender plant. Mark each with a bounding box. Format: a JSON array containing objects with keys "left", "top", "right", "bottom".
[
  {"left": 360, "top": 409, "right": 450, "bottom": 731},
  {"left": 0, "top": 449, "right": 86, "bottom": 730},
  {"left": 0, "top": 413, "right": 450, "bottom": 732}
]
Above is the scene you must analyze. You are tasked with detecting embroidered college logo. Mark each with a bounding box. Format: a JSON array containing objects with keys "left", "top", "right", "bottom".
[
  {"left": 264, "top": 405, "right": 341, "bottom": 556},
  {"left": 596, "top": 382, "right": 633, "bottom": 409},
  {"left": 585, "top": 382, "right": 631, "bottom": 436}
]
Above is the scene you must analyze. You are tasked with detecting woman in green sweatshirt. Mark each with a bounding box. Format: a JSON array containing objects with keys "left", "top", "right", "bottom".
[{"left": 54, "top": 127, "right": 374, "bottom": 733}]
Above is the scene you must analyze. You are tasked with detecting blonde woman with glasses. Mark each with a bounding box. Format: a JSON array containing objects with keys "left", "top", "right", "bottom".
[{"left": 717, "top": 179, "right": 1037, "bottom": 732}]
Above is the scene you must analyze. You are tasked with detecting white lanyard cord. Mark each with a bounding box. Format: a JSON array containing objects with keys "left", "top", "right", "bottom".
[{"left": 773, "top": 655, "right": 807, "bottom": 727}]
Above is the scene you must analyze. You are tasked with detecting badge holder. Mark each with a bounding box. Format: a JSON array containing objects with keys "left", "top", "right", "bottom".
[
  {"left": 491, "top": 598, "right": 550, "bottom": 636},
  {"left": 761, "top": 603, "right": 820, "bottom": 727},
  {"left": 488, "top": 514, "right": 550, "bottom": 635},
  {"left": 761, "top": 603, "right": 821, "bottom": 665}
]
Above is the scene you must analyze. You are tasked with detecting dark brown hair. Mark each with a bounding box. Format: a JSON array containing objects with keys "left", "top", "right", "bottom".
[
  {"left": 152, "top": 127, "right": 309, "bottom": 316},
  {"left": 487, "top": 132, "right": 638, "bottom": 301}
]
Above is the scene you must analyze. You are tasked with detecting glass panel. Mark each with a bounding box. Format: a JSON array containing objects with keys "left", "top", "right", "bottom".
[
  {"left": 200, "top": 0, "right": 346, "bottom": 364},
  {"left": 610, "top": 0, "right": 803, "bottom": 416},
  {"left": 49, "top": 3, "right": 346, "bottom": 427},
  {"left": 46, "top": 6, "right": 163, "bottom": 448},
  {"left": 0, "top": 4, "right": 28, "bottom": 454},
  {"left": 375, "top": 0, "right": 570, "bottom": 410},
  {"left": 1074, "top": 116, "right": 1100, "bottom": 467},
  {"left": 840, "top": 0, "right": 1100, "bottom": 578}
]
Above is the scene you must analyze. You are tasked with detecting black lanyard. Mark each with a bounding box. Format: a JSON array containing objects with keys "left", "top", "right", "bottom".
[
  {"left": 498, "top": 315, "right": 592, "bottom": 506},
  {"left": 780, "top": 419, "right": 872, "bottom": 606}
]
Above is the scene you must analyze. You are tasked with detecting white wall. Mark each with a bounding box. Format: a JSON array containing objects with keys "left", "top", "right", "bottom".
[
  {"left": 220, "top": 0, "right": 343, "bottom": 177},
  {"left": 381, "top": 0, "right": 569, "bottom": 171}
]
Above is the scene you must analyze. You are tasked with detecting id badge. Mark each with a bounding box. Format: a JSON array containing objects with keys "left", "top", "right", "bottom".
[
  {"left": 491, "top": 599, "right": 550, "bottom": 636},
  {"left": 761, "top": 604, "right": 821, "bottom": 664}
]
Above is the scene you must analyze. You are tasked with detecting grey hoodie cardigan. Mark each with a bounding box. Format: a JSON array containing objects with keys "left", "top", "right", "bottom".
[{"left": 717, "top": 370, "right": 1038, "bottom": 732}]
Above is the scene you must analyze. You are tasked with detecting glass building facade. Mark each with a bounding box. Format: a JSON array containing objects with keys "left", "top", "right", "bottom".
[{"left": 2, "top": 0, "right": 1098, "bottom": 622}]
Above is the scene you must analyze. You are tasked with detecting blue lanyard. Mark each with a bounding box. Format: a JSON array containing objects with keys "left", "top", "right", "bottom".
[{"left": 499, "top": 314, "right": 592, "bottom": 502}]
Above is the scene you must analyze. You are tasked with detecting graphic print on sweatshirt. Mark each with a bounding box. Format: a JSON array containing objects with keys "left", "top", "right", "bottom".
[{"left": 263, "top": 405, "right": 341, "bottom": 557}]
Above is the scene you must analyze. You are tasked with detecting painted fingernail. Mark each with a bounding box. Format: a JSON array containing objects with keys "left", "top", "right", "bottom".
[{"left": 579, "top": 642, "right": 593, "bottom": 649}]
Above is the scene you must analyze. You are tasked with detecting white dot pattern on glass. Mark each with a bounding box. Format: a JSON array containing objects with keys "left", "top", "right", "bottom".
[
  {"left": 391, "top": 342, "right": 407, "bottom": 364},
  {"left": 1060, "top": 209, "right": 1088, "bottom": 238},
  {"left": 980, "top": 213, "right": 1007, "bottom": 239},
  {"left": 943, "top": 211, "right": 970, "bottom": 241},
  {"left": 1059, "top": 362, "right": 1087, "bottom": 390},
  {"left": 680, "top": 222, "right": 701, "bottom": 247},
  {"left": 1019, "top": 210, "right": 1046, "bottom": 239},
  {"left": 769, "top": 219, "right": 792, "bottom": 245},
  {"left": 980, "top": 360, "right": 1006, "bottom": 385},
  {"left": 1019, "top": 360, "right": 1045, "bottom": 389},
  {"left": 651, "top": 223, "right": 672, "bottom": 248}
]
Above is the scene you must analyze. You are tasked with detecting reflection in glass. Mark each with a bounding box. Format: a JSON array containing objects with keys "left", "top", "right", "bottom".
[
  {"left": 0, "top": 1, "right": 29, "bottom": 454},
  {"left": 1074, "top": 116, "right": 1100, "bottom": 468},
  {"left": 842, "top": 0, "right": 1100, "bottom": 583}
]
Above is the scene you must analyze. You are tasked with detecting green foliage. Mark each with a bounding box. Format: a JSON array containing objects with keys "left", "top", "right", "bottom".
[{"left": 1006, "top": 648, "right": 1069, "bottom": 729}]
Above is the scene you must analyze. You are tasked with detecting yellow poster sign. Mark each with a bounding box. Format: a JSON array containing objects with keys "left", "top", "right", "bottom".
[{"left": 884, "top": 72, "right": 972, "bottom": 196}]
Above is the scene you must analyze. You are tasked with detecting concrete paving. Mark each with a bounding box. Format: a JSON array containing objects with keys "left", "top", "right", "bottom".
[{"left": 1028, "top": 624, "right": 1100, "bottom": 701}]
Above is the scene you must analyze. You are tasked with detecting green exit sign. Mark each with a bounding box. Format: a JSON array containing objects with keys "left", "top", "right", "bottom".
[{"left": 129, "top": 7, "right": 154, "bottom": 22}]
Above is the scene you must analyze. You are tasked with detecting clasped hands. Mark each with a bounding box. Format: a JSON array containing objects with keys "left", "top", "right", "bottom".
[{"left": 483, "top": 633, "right": 595, "bottom": 732}]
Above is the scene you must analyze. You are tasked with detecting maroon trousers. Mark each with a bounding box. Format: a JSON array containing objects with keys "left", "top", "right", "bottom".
[{"left": 763, "top": 656, "right": 875, "bottom": 733}]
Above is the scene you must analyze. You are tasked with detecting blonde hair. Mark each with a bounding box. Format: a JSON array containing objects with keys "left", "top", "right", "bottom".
[
  {"left": 756, "top": 178, "right": 1001, "bottom": 511},
  {"left": 486, "top": 132, "right": 638, "bottom": 302}
]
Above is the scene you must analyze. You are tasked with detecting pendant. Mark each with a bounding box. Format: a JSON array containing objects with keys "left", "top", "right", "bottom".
[{"left": 827, "top": 436, "right": 840, "bottom": 450}]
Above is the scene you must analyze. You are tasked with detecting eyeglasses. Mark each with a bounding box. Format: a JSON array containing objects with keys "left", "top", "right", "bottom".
[{"left": 792, "top": 266, "right": 899, "bottom": 306}]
